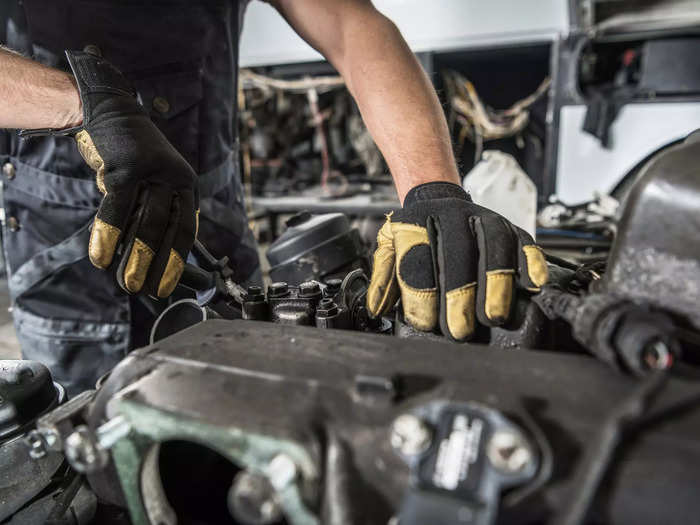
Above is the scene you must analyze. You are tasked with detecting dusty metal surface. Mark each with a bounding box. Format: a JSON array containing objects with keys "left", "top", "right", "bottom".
[
  {"left": 82, "top": 319, "right": 700, "bottom": 524},
  {"left": 605, "top": 135, "right": 700, "bottom": 330}
]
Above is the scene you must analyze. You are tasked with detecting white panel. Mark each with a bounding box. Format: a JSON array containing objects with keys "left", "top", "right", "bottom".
[
  {"left": 556, "top": 103, "right": 700, "bottom": 205},
  {"left": 240, "top": 0, "right": 569, "bottom": 67}
]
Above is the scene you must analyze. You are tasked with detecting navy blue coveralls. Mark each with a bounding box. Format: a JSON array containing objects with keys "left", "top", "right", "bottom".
[{"left": 0, "top": 0, "right": 260, "bottom": 394}]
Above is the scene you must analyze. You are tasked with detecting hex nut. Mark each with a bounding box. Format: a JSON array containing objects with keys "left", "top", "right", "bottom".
[
  {"left": 268, "top": 282, "right": 289, "bottom": 298},
  {"left": 390, "top": 414, "right": 432, "bottom": 456},
  {"left": 487, "top": 430, "right": 532, "bottom": 474},
  {"left": 246, "top": 285, "right": 265, "bottom": 302},
  {"left": 299, "top": 281, "right": 321, "bottom": 298},
  {"left": 316, "top": 299, "right": 339, "bottom": 317}
]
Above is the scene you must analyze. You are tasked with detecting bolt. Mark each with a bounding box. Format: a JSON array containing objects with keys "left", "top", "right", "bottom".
[
  {"left": 298, "top": 281, "right": 321, "bottom": 298},
  {"left": 268, "top": 282, "right": 289, "bottom": 298},
  {"left": 325, "top": 278, "right": 342, "bottom": 295},
  {"left": 487, "top": 430, "right": 532, "bottom": 474},
  {"left": 64, "top": 426, "right": 109, "bottom": 474},
  {"left": 42, "top": 429, "right": 59, "bottom": 449},
  {"left": 24, "top": 430, "right": 48, "bottom": 459},
  {"left": 316, "top": 299, "right": 338, "bottom": 318},
  {"left": 243, "top": 285, "right": 270, "bottom": 320},
  {"left": 390, "top": 414, "right": 432, "bottom": 456},
  {"left": 266, "top": 453, "right": 297, "bottom": 491},
  {"left": 228, "top": 471, "right": 282, "bottom": 525},
  {"left": 96, "top": 415, "right": 131, "bottom": 450},
  {"left": 245, "top": 285, "right": 265, "bottom": 302}
]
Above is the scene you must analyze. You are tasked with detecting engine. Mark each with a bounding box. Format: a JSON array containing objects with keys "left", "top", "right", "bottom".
[{"left": 1, "top": 133, "right": 700, "bottom": 525}]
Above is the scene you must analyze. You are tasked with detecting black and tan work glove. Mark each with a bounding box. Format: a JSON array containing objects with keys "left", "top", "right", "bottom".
[
  {"left": 367, "top": 182, "right": 548, "bottom": 341},
  {"left": 65, "top": 50, "right": 197, "bottom": 297}
]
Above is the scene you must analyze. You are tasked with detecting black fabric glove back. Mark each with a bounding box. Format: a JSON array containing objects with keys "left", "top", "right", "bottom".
[
  {"left": 367, "top": 182, "right": 548, "bottom": 341},
  {"left": 27, "top": 51, "right": 198, "bottom": 298}
]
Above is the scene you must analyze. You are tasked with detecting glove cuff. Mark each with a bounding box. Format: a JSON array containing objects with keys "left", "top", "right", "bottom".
[
  {"left": 403, "top": 181, "right": 470, "bottom": 207},
  {"left": 65, "top": 50, "right": 135, "bottom": 98},
  {"left": 19, "top": 51, "right": 136, "bottom": 139}
]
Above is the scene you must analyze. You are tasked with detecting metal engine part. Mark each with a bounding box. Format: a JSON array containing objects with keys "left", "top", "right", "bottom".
[
  {"left": 0, "top": 361, "right": 96, "bottom": 524},
  {"left": 533, "top": 129, "right": 700, "bottom": 375},
  {"left": 72, "top": 321, "right": 700, "bottom": 525},
  {"left": 243, "top": 269, "right": 387, "bottom": 334},
  {"left": 5, "top": 130, "right": 700, "bottom": 524},
  {"left": 266, "top": 211, "right": 367, "bottom": 285},
  {"left": 603, "top": 130, "right": 700, "bottom": 331}
]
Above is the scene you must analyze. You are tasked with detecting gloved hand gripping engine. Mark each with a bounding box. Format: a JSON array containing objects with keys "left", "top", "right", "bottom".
[
  {"left": 367, "top": 182, "right": 548, "bottom": 341},
  {"left": 25, "top": 51, "right": 198, "bottom": 298},
  {"left": 69, "top": 51, "right": 198, "bottom": 297}
]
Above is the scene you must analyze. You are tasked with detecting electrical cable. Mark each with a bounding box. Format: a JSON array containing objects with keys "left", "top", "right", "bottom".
[
  {"left": 240, "top": 69, "right": 345, "bottom": 94},
  {"left": 445, "top": 71, "right": 550, "bottom": 143},
  {"left": 542, "top": 252, "right": 581, "bottom": 271}
]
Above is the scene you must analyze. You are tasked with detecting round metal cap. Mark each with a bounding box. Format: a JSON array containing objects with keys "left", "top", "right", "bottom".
[{"left": 0, "top": 360, "right": 62, "bottom": 441}]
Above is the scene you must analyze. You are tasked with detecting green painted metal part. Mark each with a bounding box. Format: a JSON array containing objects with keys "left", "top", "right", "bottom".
[{"left": 108, "top": 396, "right": 319, "bottom": 525}]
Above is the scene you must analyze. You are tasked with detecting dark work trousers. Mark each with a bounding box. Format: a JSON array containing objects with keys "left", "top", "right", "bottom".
[{"left": 0, "top": 0, "right": 260, "bottom": 395}]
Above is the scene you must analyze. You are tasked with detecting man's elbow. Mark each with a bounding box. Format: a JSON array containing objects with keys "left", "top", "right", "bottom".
[{"left": 334, "top": 7, "right": 403, "bottom": 72}]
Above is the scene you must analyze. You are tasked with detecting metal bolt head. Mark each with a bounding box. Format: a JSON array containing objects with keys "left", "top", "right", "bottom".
[
  {"left": 64, "top": 425, "right": 108, "bottom": 474},
  {"left": 268, "top": 282, "right": 289, "bottom": 298},
  {"left": 299, "top": 281, "right": 321, "bottom": 298},
  {"left": 325, "top": 278, "right": 342, "bottom": 295},
  {"left": 42, "top": 429, "right": 59, "bottom": 449},
  {"left": 487, "top": 430, "right": 532, "bottom": 474},
  {"left": 95, "top": 414, "right": 131, "bottom": 450},
  {"left": 316, "top": 298, "right": 338, "bottom": 317},
  {"left": 228, "top": 471, "right": 282, "bottom": 525},
  {"left": 266, "top": 453, "right": 297, "bottom": 490},
  {"left": 245, "top": 285, "right": 265, "bottom": 302},
  {"left": 390, "top": 414, "right": 432, "bottom": 456},
  {"left": 3, "top": 162, "right": 15, "bottom": 180},
  {"left": 24, "top": 430, "right": 48, "bottom": 459}
]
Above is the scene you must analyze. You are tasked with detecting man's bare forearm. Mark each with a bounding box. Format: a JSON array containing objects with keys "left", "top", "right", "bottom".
[
  {"left": 269, "top": 0, "right": 461, "bottom": 203},
  {"left": 336, "top": 12, "right": 460, "bottom": 202},
  {"left": 0, "top": 46, "right": 82, "bottom": 130}
]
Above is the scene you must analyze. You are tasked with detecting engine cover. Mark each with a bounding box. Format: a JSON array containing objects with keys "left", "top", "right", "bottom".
[{"left": 89, "top": 320, "right": 700, "bottom": 525}]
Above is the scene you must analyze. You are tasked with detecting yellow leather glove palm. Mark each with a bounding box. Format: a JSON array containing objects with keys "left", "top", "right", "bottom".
[{"left": 367, "top": 182, "right": 548, "bottom": 341}]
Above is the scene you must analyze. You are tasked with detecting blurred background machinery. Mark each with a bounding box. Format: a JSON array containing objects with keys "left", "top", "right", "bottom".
[
  {"left": 235, "top": 0, "right": 700, "bottom": 276},
  {"left": 2, "top": 130, "right": 700, "bottom": 525}
]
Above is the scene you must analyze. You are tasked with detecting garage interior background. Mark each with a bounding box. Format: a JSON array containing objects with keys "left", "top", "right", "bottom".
[
  {"left": 1, "top": 0, "right": 700, "bottom": 357},
  {"left": 236, "top": 0, "right": 700, "bottom": 271},
  {"left": 3, "top": 2, "right": 700, "bottom": 524}
]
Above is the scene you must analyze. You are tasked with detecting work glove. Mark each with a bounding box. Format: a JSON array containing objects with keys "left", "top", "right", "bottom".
[
  {"left": 366, "top": 182, "right": 548, "bottom": 341},
  {"left": 43, "top": 51, "right": 197, "bottom": 297}
]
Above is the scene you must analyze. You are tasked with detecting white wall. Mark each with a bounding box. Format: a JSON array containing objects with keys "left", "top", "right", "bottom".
[
  {"left": 240, "top": 0, "right": 569, "bottom": 67},
  {"left": 556, "top": 103, "right": 700, "bottom": 204}
]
